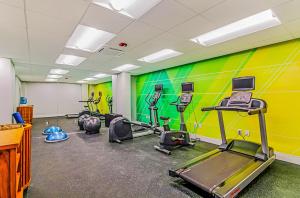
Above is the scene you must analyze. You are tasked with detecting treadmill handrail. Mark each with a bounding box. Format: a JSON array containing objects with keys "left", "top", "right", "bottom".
[{"left": 201, "top": 106, "right": 265, "bottom": 115}]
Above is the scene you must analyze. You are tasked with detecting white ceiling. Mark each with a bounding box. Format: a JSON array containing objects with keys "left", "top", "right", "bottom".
[{"left": 0, "top": 0, "right": 300, "bottom": 84}]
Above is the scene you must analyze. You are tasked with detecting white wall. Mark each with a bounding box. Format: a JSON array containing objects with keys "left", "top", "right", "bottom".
[
  {"left": 0, "top": 58, "right": 16, "bottom": 123},
  {"left": 15, "top": 77, "right": 22, "bottom": 108},
  {"left": 131, "top": 76, "right": 136, "bottom": 121},
  {"left": 23, "top": 82, "right": 84, "bottom": 118},
  {"left": 112, "top": 73, "right": 131, "bottom": 119}
]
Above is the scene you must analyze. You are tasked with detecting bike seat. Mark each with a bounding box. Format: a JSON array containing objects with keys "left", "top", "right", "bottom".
[{"left": 160, "top": 116, "right": 170, "bottom": 120}]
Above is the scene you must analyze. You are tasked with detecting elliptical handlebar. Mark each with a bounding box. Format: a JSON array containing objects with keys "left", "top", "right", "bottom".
[
  {"left": 170, "top": 96, "right": 180, "bottom": 106},
  {"left": 145, "top": 92, "right": 151, "bottom": 105},
  {"left": 145, "top": 90, "right": 162, "bottom": 107}
]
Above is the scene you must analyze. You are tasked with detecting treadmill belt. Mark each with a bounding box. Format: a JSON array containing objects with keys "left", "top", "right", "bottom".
[{"left": 180, "top": 151, "right": 254, "bottom": 192}]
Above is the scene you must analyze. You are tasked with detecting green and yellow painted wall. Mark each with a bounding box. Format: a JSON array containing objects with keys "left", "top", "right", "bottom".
[
  {"left": 136, "top": 39, "right": 300, "bottom": 156},
  {"left": 88, "top": 81, "right": 112, "bottom": 114}
]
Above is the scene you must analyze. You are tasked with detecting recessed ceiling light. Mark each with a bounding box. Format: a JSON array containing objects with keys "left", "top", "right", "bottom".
[
  {"left": 93, "top": 0, "right": 161, "bottom": 19},
  {"left": 138, "top": 49, "right": 183, "bottom": 63},
  {"left": 56, "top": 54, "right": 86, "bottom": 66},
  {"left": 112, "top": 64, "right": 140, "bottom": 72},
  {"left": 191, "top": 9, "right": 281, "bottom": 46},
  {"left": 45, "top": 78, "right": 58, "bottom": 82},
  {"left": 47, "top": 74, "right": 63, "bottom": 79},
  {"left": 49, "top": 69, "right": 69, "bottom": 75},
  {"left": 65, "top": 24, "right": 116, "bottom": 52},
  {"left": 94, "top": 73, "right": 110, "bottom": 78},
  {"left": 83, "top": 77, "right": 97, "bottom": 81},
  {"left": 77, "top": 80, "right": 87, "bottom": 84}
]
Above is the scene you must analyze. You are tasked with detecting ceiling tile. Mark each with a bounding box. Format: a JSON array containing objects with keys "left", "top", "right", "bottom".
[
  {"left": 0, "top": 0, "right": 23, "bottom": 8},
  {"left": 0, "top": 26, "right": 29, "bottom": 60},
  {"left": 108, "top": 21, "right": 163, "bottom": 50},
  {"left": 202, "top": 0, "right": 290, "bottom": 26},
  {"left": 273, "top": 0, "right": 300, "bottom": 23},
  {"left": 283, "top": 18, "right": 300, "bottom": 38},
  {"left": 0, "top": 3, "right": 26, "bottom": 29},
  {"left": 167, "top": 14, "right": 215, "bottom": 39},
  {"left": 81, "top": 4, "right": 133, "bottom": 34},
  {"left": 140, "top": 0, "right": 197, "bottom": 31},
  {"left": 28, "top": 29, "right": 67, "bottom": 65},
  {"left": 26, "top": 11, "right": 78, "bottom": 37},
  {"left": 26, "top": 0, "right": 89, "bottom": 23},
  {"left": 18, "top": 74, "right": 46, "bottom": 82},
  {"left": 175, "top": 0, "right": 224, "bottom": 13}
]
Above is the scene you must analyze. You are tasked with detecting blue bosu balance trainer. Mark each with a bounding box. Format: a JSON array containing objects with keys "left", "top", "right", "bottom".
[
  {"left": 44, "top": 131, "right": 69, "bottom": 143},
  {"left": 43, "top": 125, "right": 69, "bottom": 143},
  {"left": 43, "top": 126, "right": 63, "bottom": 135}
]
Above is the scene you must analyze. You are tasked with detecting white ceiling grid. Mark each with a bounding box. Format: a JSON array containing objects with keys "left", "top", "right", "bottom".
[{"left": 0, "top": 0, "right": 298, "bottom": 83}]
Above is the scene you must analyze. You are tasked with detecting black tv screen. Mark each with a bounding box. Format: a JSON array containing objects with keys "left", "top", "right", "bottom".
[
  {"left": 155, "top": 84, "right": 163, "bottom": 92},
  {"left": 182, "top": 82, "right": 194, "bottom": 92},
  {"left": 232, "top": 76, "right": 255, "bottom": 91}
]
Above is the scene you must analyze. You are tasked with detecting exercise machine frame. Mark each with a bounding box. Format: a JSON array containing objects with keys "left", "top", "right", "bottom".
[{"left": 169, "top": 76, "right": 275, "bottom": 198}]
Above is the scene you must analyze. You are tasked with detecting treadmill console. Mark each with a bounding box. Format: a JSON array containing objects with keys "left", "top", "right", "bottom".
[
  {"left": 180, "top": 93, "right": 193, "bottom": 104},
  {"left": 228, "top": 92, "right": 252, "bottom": 108},
  {"left": 229, "top": 92, "right": 252, "bottom": 103}
]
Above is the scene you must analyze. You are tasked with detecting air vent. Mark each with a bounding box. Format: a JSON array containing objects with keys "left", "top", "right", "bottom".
[{"left": 98, "top": 47, "right": 124, "bottom": 57}]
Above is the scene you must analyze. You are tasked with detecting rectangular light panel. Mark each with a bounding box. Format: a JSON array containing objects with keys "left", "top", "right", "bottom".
[
  {"left": 83, "top": 77, "right": 97, "bottom": 81},
  {"left": 94, "top": 73, "right": 110, "bottom": 78},
  {"left": 138, "top": 49, "right": 183, "bottom": 63},
  {"left": 49, "top": 69, "right": 69, "bottom": 75},
  {"left": 112, "top": 64, "right": 140, "bottom": 72},
  {"left": 45, "top": 79, "right": 58, "bottom": 82},
  {"left": 56, "top": 54, "right": 86, "bottom": 66},
  {"left": 191, "top": 9, "right": 281, "bottom": 46},
  {"left": 47, "top": 74, "right": 63, "bottom": 79},
  {"left": 66, "top": 25, "right": 116, "bottom": 52},
  {"left": 93, "top": 0, "right": 161, "bottom": 19},
  {"left": 77, "top": 80, "right": 87, "bottom": 84}
]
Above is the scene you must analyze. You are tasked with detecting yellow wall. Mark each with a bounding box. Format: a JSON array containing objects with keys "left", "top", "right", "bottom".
[
  {"left": 136, "top": 39, "right": 300, "bottom": 156},
  {"left": 88, "top": 82, "right": 112, "bottom": 114}
]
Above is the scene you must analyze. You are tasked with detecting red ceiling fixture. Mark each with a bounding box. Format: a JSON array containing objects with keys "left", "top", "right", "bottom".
[{"left": 119, "top": 42, "right": 128, "bottom": 47}]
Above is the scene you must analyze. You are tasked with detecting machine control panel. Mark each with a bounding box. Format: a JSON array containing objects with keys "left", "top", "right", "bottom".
[
  {"left": 181, "top": 93, "right": 193, "bottom": 104},
  {"left": 228, "top": 91, "right": 252, "bottom": 107}
]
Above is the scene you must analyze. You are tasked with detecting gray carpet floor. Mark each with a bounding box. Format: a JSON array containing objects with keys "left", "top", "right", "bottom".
[{"left": 25, "top": 117, "right": 300, "bottom": 198}]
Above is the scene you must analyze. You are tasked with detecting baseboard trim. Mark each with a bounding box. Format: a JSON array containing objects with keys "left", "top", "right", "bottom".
[
  {"left": 193, "top": 134, "right": 300, "bottom": 165},
  {"left": 274, "top": 152, "right": 300, "bottom": 165},
  {"left": 34, "top": 114, "right": 67, "bottom": 118}
]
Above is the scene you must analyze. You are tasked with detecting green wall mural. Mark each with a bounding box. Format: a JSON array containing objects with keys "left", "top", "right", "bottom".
[
  {"left": 88, "top": 81, "right": 112, "bottom": 114},
  {"left": 136, "top": 39, "right": 300, "bottom": 156}
]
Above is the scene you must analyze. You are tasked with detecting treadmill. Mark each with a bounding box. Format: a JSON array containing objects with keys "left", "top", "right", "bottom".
[{"left": 169, "top": 76, "right": 275, "bottom": 198}]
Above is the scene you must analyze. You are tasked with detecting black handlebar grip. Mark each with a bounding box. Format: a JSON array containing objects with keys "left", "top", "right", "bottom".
[{"left": 201, "top": 107, "right": 215, "bottom": 111}]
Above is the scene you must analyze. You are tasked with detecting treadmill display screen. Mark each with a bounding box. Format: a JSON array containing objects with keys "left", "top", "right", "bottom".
[
  {"left": 182, "top": 82, "right": 194, "bottom": 92},
  {"left": 155, "top": 84, "right": 163, "bottom": 92},
  {"left": 232, "top": 76, "right": 255, "bottom": 91}
]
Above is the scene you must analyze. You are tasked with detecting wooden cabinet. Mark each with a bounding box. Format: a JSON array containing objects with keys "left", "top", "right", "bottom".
[
  {"left": 0, "top": 124, "right": 32, "bottom": 198},
  {"left": 17, "top": 106, "right": 33, "bottom": 124}
]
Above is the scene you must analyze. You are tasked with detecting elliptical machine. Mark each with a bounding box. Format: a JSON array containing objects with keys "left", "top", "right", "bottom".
[
  {"left": 145, "top": 84, "right": 162, "bottom": 127},
  {"left": 154, "top": 82, "right": 194, "bottom": 155},
  {"left": 104, "top": 96, "right": 122, "bottom": 127},
  {"left": 78, "top": 92, "right": 96, "bottom": 117},
  {"left": 77, "top": 92, "right": 102, "bottom": 134},
  {"left": 109, "top": 84, "right": 163, "bottom": 143},
  {"left": 65, "top": 92, "right": 95, "bottom": 118}
]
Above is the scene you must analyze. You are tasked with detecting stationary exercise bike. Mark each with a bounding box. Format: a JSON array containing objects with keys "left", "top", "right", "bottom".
[
  {"left": 154, "top": 82, "right": 194, "bottom": 155},
  {"left": 109, "top": 84, "right": 163, "bottom": 143}
]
